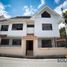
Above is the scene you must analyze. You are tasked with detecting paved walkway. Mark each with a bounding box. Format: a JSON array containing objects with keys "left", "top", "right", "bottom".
[{"left": 0, "top": 57, "right": 67, "bottom": 67}]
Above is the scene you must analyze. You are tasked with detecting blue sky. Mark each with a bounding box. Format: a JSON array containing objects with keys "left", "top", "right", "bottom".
[{"left": 0, "top": 0, "right": 67, "bottom": 18}]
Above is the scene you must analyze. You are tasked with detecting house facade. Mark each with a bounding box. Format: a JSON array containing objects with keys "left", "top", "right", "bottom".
[{"left": 0, "top": 6, "right": 67, "bottom": 57}]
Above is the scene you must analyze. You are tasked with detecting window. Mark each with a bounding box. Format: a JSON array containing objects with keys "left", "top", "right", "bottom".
[
  {"left": 42, "top": 40, "right": 52, "bottom": 47},
  {"left": 12, "top": 24, "right": 23, "bottom": 30},
  {"left": 41, "top": 11, "right": 51, "bottom": 18},
  {"left": 42, "top": 24, "right": 52, "bottom": 30},
  {"left": 1, "top": 25, "right": 8, "bottom": 31},
  {"left": 0, "top": 39, "right": 9, "bottom": 45},
  {"left": 27, "top": 25, "right": 34, "bottom": 27},
  {"left": 57, "top": 41, "right": 66, "bottom": 47},
  {"left": 12, "top": 39, "right": 21, "bottom": 45}
]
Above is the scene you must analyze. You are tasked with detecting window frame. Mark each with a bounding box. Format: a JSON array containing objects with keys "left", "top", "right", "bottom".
[
  {"left": 41, "top": 11, "right": 51, "bottom": 18},
  {"left": 42, "top": 24, "right": 52, "bottom": 30},
  {"left": 27, "top": 25, "right": 34, "bottom": 27},
  {"left": 1, "top": 25, "right": 9, "bottom": 31},
  {"left": 12, "top": 39, "right": 21, "bottom": 46},
  {"left": 0, "top": 39, "right": 9, "bottom": 45},
  {"left": 12, "top": 24, "right": 23, "bottom": 30},
  {"left": 41, "top": 39, "right": 52, "bottom": 48},
  {"left": 57, "top": 41, "right": 67, "bottom": 48}
]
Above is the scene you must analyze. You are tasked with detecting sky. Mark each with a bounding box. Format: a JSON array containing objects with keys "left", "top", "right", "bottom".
[{"left": 0, "top": 0, "right": 67, "bottom": 28}]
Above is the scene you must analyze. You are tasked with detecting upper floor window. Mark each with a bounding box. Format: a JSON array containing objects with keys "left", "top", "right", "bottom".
[
  {"left": 0, "top": 39, "right": 9, "bottom": 45},
  {"left": 42, "top": 40, "right": 52, "bottom": 47},
  {"left": 27, "top": 25, "right": 34, "bottom": 27},
  {"left": 1, "top": 25, "right": 8, "bottom": 31},
  {"left": 42, "top": 24, "right": 52, "bottom": 30},
  {"left": 41, "top": 11, "right": 51, "bottom": 18},
  {"left": 12, "top": 39, "right": 21, "bottom": 46},
  {"left": 12, "top": 24, "right": 23, "bottom": 30}
]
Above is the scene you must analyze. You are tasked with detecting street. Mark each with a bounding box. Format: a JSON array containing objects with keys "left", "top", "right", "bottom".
[{"left": 0, "top": 57, "right": 67, "bottom": 67}]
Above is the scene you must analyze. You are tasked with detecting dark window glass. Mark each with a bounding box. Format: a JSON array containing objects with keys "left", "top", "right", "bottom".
[
  {"left": 57, "top": 42, "right": 66, "bottom": 47},
  {"left": 41, "top": 11, "right": 51, "bottom": 18},
  {"left": 12, "top": 24, "right": 23, "bottom": 30},
  {"left": 12, "top": 39, "right": 21, "bottom": 45},
  {"left": 27, "top": 25, "right": 34, "bottom": 27},
  {"left": 42, "top": 40, "right": 52, "bottom": 47},
  {"left": 42, "top": 24, "right": 52, "bottom": 30},
  {"left": 65, "top": 19, "right": 67, "bottom": 24},
  {"left": 0, "top": 39, "right": 9, "bottom": 45},
  {"left": 1, "top": 25, "right": 8, "bottom": 31}
]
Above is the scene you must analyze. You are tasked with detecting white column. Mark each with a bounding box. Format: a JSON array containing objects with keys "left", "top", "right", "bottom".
[
  {"left": 8, "top": 24, "right": 12, "bottom": 32},
  {"left": 34, "top": 38, "right": 38, "bottom": 56},
  {"left": 21, "top": 38, "right": 26, "bottom": 56},
  {"left": 9, "top": 39, "right": 12, "bottom": 46},
  {"left": 52, "top": 38, "right": 56, "bottom": 47},
  {"left": 0, "top": 24, "right": 1, "bottom": 30}
]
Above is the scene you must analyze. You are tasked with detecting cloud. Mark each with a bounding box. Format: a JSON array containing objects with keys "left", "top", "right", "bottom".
[
  {"left": 23, "top": 0, "right": 45, "bottom": 16},
  {"left": 54, "top": 0, "right": 67, "bottom": 15},
  {"left": 38, "top": 0, "right": 45, "bottom": 9},
  {"left": 23, "top": 5, "right": 37, "bottom": 16},
  {"left": 0, "top": 2, "right": 11, "bottom": 19},
  {"left": 55, "top": 0, "right": 60, "bottom": 4}
]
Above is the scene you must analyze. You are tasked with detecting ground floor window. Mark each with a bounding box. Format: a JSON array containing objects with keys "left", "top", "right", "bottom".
[
  {"left": 0, "top": 39, "right": 9, "bottom": 45},
  {"left": 0, "top": 38, "right": 21, "bottom": 46},
  {"left": 57, "top": 41, "right": 66, "bottom": 47},
  {"left": 41, "top": 40, "right": 52, "bottom": 47},
  {"left": 12, "top": 39, "right": 21, "bottom": 46}
]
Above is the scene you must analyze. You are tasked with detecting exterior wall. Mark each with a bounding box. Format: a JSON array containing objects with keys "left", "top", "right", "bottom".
[
  {"left": 34, "top": 18, "right": 60, "bottom": 38},
  {"left": 8, "top": 22, "right": 26, "bottom": 37},
  {"left": 0, "top": 7, "right": 66, "bottom": 56},
  {"left": 0, "top": 38, "right": 26, "bottom": 56},
  {"left": 34, "top": 38, "right": 67, "bottom": 56},
  {"left": 0, "top": 22, "right": 9, "bottom": 35},
  {"left": 0, "top": 21, "right": 27, "bottom": 37},
  {"left": 0, "top": 15, "right": 60, "bottom": 38},
  {"left": 0, "top": 37, "right": 67, "bottom": 56},
  {"left": 32, "top": 7, "right": 60, "bottom": 38}
]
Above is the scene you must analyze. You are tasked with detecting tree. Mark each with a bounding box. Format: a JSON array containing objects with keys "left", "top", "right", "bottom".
[
  {"left": 59, "top": 27, "right": 66, "bottom": 38},
  {"left": 63, "top": 10, "right": 67, "bottom": 47}
]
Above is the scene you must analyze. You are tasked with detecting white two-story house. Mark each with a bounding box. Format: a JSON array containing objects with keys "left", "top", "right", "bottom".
[{"left": 0, "top": 6, "right": 67, "bottom": 57}]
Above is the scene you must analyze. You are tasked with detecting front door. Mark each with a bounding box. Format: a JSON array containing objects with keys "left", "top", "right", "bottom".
[{"left": 26, "top": 40, "right": 33, "bottom": 56}]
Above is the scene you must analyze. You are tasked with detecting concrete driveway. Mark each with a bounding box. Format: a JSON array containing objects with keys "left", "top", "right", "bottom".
[{"left": 0, "top": 57, "right": 67, "bottom": 67}]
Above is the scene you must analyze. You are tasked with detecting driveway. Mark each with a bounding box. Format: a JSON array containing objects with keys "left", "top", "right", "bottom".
[{"left": 0, "top": 57, "right": 67, "bottom": 67}]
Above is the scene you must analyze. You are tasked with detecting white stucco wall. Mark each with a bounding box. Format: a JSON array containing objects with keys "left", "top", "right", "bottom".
[
  {"left": 8, "top": 22, "right": 26, "bottom": 37},
  {"left": 34, "top": 38, "right": 67, "bottom": 56},
  {"left": 34, "top": 18, "right": 60, "bottom": 38},
  {"left": 0, "top": 21, "right": 27, "bottom": 37},
  {"left": 0, "top": 37, "right": 67, "bottom": 56},
  {"left": 0, "top": 38, "right": 26, "bottom": 56}
]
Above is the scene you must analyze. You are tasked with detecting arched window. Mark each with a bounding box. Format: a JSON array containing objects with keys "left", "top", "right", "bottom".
[{"left": 41, "top": 11, "right": 51, "bottom": 18}]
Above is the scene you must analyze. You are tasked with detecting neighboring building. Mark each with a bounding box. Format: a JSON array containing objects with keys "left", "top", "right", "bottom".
[{"left": 0, "top": 6, "right": 67, "bottom": 57}]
